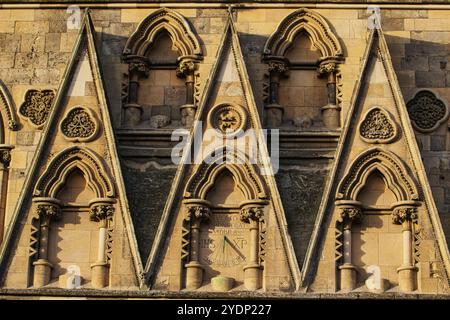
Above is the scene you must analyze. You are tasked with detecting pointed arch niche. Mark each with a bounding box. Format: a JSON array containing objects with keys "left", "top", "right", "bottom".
[
  {"left": 181, "top": 149, "right": 268, "bottom": 292},
  {"left": 122, "top": 8, "right": 203, "bottom": 128},
  {"left": 29, "top": 147, "right": 116, "bottom": 290},
  {"left": 263, "top": 8, "right": 343, "bottom": 129},
  {"left": 334, "top": 148, "right": 420, "bottom": 293}
]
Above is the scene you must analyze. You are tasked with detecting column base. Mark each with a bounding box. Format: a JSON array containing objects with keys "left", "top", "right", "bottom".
[
  {"left": 211, "top": 276, "right": 234, "bottom": 292},
  {"left": 321, "top": 104, "right": 341, "bottom": 129},
  {"left": 185, "top": 261, "right": 204, "bottom": 290},
  {"left": 243, "top": 263, "right": 262, "bottom": 291},
  {"left": 339, "top": 263, "right": 357, "bottom": 292},
  {"left": 397, "top": 265, "right": 417, "bottom": 292},
  {"left": 33, "top": 259, "right": 53, "bottom": 288},
  {"left": 180, "top": 104, "right": 196, "bottom": 128},
  {"left": 124, "top": 103, "right": 143, "bottom": 126},
  {"left": 91, "top": 262, "right": 109, "bottom": 289},
  {"left": 265, "top": 104, "right": 283, "bottom": 128}
]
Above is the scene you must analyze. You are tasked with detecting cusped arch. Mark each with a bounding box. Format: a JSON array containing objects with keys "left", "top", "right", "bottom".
[
  {"left": 0, "top": 80, "right": 19, "bottom": 141},
  {"left": 336, "top": 148, "right": 419, "bottom": 202},
  {"left": 123, "top": 8, "right": 203, "bottom": 58},
  {"left": 263, "top": 8, "right": 343, "bottom": 60},
  {"left": 34, "top": 146, "right": 115, "bottom": 199},
  {"left": 184, "top": 149, "right": 267, "bottom": 201}
]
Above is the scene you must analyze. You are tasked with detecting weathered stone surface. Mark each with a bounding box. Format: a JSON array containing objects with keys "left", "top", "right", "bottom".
[{"left": 122, "top": 164, "right": 176, "bottom": 263}]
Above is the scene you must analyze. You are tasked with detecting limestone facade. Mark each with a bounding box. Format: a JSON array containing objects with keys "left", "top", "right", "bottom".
[{"left": 0, "top": 2, "right": 449, "bottom": 298}]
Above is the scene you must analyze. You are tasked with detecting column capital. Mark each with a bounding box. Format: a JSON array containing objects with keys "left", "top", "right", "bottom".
[
  {"left": 184, "top": 199, "right": 211, "bottom": 222},
  {"left": 240, "top": 206, "right": 264, "bottom": 223},
  {"left": 318, "top": 61, "right": 337, "bottom": 75},
  {"left": 125, "top": 55, "right": 150, "bottom": 77},
  {"left": 392, "top": 207, "right": 417, "bottom": 225},
  {"left": 0, "top": 144, "right": 14, "bottom": 168},
  {"left": 176, "top": 58, "right": 197, "bottom": 78},
  {"left": 338, "top": 207, "right": 362, "bottom": 225},
  {"left": 34, "top": 198, "right": 61, "bottom": 226}
]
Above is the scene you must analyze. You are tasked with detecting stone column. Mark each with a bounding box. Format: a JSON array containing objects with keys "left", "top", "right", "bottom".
[
  {"left": 264, "top": 56, "right": 289, "bottom": 128},
  {"left": 240, "top": 201, "right": 266, "bottom": 291},
  {"left": 392, "top": 201, "right": 419, "bottom": 292},
  {"left": 89, "top": 198, "right": 115, "bottom": 289},
  {"left": 177, "top": 56, "right": 199, "bottom": 128},
  {"left": 0, "top": 145, "right": 13, "bottom": 243},
  {"left": 123, "top": 55, "right": 150, "bottom": 126},
  {"left": 183, "top": 199, "right": 211, "bottom": 290},
  {"left": 319, "top": 60, "right": 341, "bottom": 129},
  {"left": 32, "top": 197, "right": 61, "bottom": 288},
  {"left": 336, "top": 200, "right": 362, "bottom": 292}
]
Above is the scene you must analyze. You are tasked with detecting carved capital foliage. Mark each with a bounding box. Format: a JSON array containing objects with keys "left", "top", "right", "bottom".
[
  {"left": 359, "top": 107, "right": 397, "bottom": 144},
  {"left": 392, "top": 207, "right": 417, "bottom": 225},
  {"left": 128, "top": 59, "right": 150, "bottom": 77},
  {"left": 338, "top": 207, "right": 362, "bottom": 224},
  {"left": 90, "top": 204, "right": 114, "bottom": 222},
  {"left": 185, "top": 205, "right": 211, "bottom": 222},
  {"left": 0, "top": 149, "right": 11, "bottom": 167},
  {"left": 60, "top": 107, "right": 98, "bottom": 142},
  {"left": 19, "top": 89, "right": 55, "bottom": 128},
  {"left": 240, "top": 206, "right": 264, "bottom": 223},
  {"left": 319, "top": 62, "right": 336, "bottom": 74},
  {"left": 37, "top": 204, "right": 61, "bottom": 226},
  {"left": 176, "top": 59, "right": 196, "bottom": 78},
  {"left": 268, "top": 60, "right": 289, "bottom": 75},
  {"left": 407, "top": 90, "right": 449, "bottom": 133}
]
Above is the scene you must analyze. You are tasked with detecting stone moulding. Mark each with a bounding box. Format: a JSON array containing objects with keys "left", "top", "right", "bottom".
[
  {"left": 406, "top": 90, "right": 449, "bottom": 133},
  {"left": 0, "top": 80, "right": 19, "bottom": 133},
  {"left": 60, "top": 106, "right": 99, "bottom": 142},
  {"left": 336, "top": 147, "right": 418, "bottom": 202},
  {"left": 34, "top": 146, "right": 115, "bottom": 199},
  {"left": 263, "top": 8, "right": 343, "bottom": 61},
  {"left": 18, "top": 89, "right": 55, "bottom": 129},
  {"left": 358, "top": 106, "right": 398, "bottom": 144},
  {"left": 122, "top": 7, "right": 203, "bottom": 59}
]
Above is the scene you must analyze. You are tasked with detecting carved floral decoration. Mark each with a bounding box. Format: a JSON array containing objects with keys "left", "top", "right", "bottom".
[
  {"left": 19, "top": 89, "right": 55, "bottom": 128},
  {"left": 209, "top": 103, "right": 247, "bottom": 137},
  {"left": 407, "top": 90, "right": 449, "bottom": 133},
  {"left": 60, "top": 106, "right": 99, "bottom": 142},
  {"left": 359, "top": 107, "right": 397, "bottom": 144}
]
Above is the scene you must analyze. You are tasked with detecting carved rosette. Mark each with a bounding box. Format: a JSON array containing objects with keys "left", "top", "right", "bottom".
[
  {"left": 407, "top": 90, "right": 449, "bottom": 133},
  {"left": 359, "top": 107, "right": 397, "bottom": 144},
  {"left": 60, "top": 107, "right": 99, "bottom": 142},
  {"left": 208, "top": 103, "right": 247, "bottom": 137},
  {"left": 19, "top": 89, "right": 55, "bottom": 128}
]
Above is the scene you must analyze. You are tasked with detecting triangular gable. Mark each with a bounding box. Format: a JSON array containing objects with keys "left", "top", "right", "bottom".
[
  {"left": 145, "top": 14, "right": 301, "bottom": 291},
  {"left": 0, "top": 9, "right": 143, "bottom": 289},
  {"left": 302, "top": 28, "right": 450, "bottom": 293}
]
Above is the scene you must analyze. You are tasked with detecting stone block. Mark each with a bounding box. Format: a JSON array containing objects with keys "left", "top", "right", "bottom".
[
  {"left": 45, "top": 33, "right": 61, "bottom": 53},
  {"left": 431, "top": 135, "right": 446, "bottom": 151},
  {"left": 193, "top": 18, "right": 210, "bottom": 34},
  {"left": 0, "top": 54, "right": 15, "bottom": 68},
  {"left": 60, "top": 33, "right": 78, "bottom": 53},
  {"left": 15, "top": 21, "right": 49, "bottom": 34},
  {"left": 21, "top": 34, "right": 45, "bottom": 53},
  {"left": 416, "top": 71, "right": 446, "bottom": 88},
  {"left": 10, "top": 9, "right": 35, "bottom": 21},
  {"left": 0, "top": 21, "right": 15, "bottom": 33}
]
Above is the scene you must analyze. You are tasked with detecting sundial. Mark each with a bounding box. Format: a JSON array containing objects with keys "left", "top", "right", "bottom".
[{"left": 206, "top": 234, "right": 246, "bottom": 267}]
